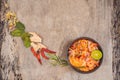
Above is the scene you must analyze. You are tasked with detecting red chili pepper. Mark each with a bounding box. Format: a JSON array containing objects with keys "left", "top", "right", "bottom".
[
  {"left": 40, "top": 48, "right": 49, "bottom": 60},
  {"left": 30, "top": 47, "right": 42, "bottom": 64},
  {"left": 42, "top": 48, "right": 56, "bottom": 54},
  {"left": 30, "top": 47, "right": 37, "bottom": 57},
  {"left": 36, "top": 54, "right": 42, "bottom": 64}
]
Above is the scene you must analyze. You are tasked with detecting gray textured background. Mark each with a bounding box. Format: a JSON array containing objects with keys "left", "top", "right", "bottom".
[{"left": 0, "top": 0, "right": 115, "bottom": 80}]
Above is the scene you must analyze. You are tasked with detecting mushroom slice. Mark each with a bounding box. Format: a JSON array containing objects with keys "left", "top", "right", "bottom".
[
  {"left": 29, "top": 32, "right": 42, "bottom": 43},
  {"left": 38, "top": 43, "right": 47, "bottom": 49},
  {"left": 31, "top": 42, "right": 47, "bottom": 52}
]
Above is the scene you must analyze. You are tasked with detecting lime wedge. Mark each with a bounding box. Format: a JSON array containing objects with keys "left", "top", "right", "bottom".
[{"left": 91, "top": 50, "right": 102, "bottom": 60}]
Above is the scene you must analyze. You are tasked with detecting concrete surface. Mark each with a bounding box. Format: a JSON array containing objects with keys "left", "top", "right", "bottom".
[{"left": 1, "top": 0, "right": 113, "bottom": 80}]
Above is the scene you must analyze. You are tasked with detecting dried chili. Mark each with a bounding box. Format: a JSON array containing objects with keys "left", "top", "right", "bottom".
[
  {"left": 30, "top": 47, "right": 42, "bottom": 64},
  {"left": 40, "top": 48, "right": 49, "bottom": 60},
  {"left": 42, "top": 48, "right": 56, "bottom": 54}
]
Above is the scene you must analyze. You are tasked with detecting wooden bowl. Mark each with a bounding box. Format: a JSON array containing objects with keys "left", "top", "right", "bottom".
[{"left": 67, "top": 37, "right": 103, "bottom": 73}]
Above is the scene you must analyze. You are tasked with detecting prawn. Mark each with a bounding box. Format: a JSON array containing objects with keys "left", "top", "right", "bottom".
[
  {"left": 86, "top": 58, "right": 98, "bottom": 70},
  {"left": 69, "top": 55, "right": 86, "bottom": 67},
  {"left": 80, "top": 40, "right": 88, "bottom": 48},
  {"left": 89, "top": 42, "right": 98, "bottom": 52}
]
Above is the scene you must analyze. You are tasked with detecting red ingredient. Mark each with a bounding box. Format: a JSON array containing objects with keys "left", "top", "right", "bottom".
[
  {"left": 36, "top": 54, "right": 42, "bottom": 64},
  {"left": 40, "top": 48, "right": 49, "bottom": 60},
  {"left": 30, "top": 47, "right": 56, "bottom": 64},
  {"left": 30, "top": 47, "right": 42, "bottom": 64},
  {"left": 42, "top": 48, "right": 56, "bottom": 54}
]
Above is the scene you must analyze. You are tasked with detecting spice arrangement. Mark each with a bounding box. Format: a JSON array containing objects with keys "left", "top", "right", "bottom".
[
  {"left": 5, "top": 11, "right": 68, "bottom": 66},
  {"left": 3, "top": 3, "right": 103, "bottom": 72}
]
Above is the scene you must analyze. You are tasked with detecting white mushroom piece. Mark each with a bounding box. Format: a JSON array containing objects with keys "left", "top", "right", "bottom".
[
  {"left": 29, "top": 32, "right": 42, "bottom": 43},
  {"left": 29, "top": 32, "right": 47, "bottom": 52},
  {"left": 30, "top": 42, "right": 46, "bottom": 52}
]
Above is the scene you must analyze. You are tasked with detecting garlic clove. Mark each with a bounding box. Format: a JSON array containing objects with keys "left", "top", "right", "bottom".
[
  {"left": 31, "top": 42, "right": 39, "bottom": 52},
  {"left": 29, "top": 32, "right": 42, "bottom": 43},
  {"left": 37, "top": 43, "right": 47, "bottom": 49},
  {"left": 31, "top": 42, "right": 47, "bottom": 52}
]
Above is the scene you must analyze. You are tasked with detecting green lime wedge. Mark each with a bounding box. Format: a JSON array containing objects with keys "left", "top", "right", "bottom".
[{"left": 91, "top": 50, "right": 102, "bottom": 60}]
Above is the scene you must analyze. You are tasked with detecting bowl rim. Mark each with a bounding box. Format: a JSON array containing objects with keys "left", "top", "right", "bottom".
[{"left": 67, "top": 37, "right": 103, "bottom": 73}]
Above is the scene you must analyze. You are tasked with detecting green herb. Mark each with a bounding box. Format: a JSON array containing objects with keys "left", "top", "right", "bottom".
[
  {"left": 21, "top": 32, "right": 31, "bottom": 48},
  {"left": 23, "top": 39, "right": 31, "bottom": 48},
  {"left": 77, "top": 66, "right": 85, "bottom": 68},
  {"left": 10, "top": 29, "right": 25, "bottom": 37},
  {"left": 16, "top": 21, "right": 25, "bottom": 30},
  {"left": 10, "top": 22, "right": 25, "bottom": 37},
  {"left": 21, "top": 32, "right": 30, "bottom": 38},
  {"left": 47, "top": 54, "right": 68, "bottom": 66},
  {"left": 10, "top": 21, "right": 31, "bottom": 48}
]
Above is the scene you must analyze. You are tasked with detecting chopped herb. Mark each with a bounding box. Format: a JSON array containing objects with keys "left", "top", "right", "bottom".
[{"left": 47, "top": 54, "right": 68, "bottom": 66}]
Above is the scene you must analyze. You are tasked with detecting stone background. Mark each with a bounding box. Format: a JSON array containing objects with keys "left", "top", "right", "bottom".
[
  {"left": 112, "top": 0, "right": 120, "bottom": 80},
  {"left": 1, "top": 0, "right": 119, "bottom": 80}
]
